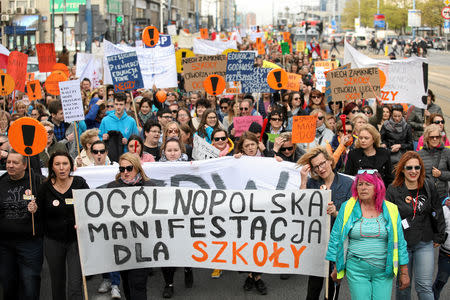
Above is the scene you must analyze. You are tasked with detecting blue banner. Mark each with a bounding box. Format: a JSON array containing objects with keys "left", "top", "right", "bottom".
[
  {"left": 107, "top": 51, "right": 144, "bottom": 92},
  {"left": 225, "top": 51, "right": 256, "bottom": 82},
  {"left": 144, "top": 34, "right": 172, "bottom": 48},
  {"left": 241, "top": 68, "right": 274, "bottom": 93}
]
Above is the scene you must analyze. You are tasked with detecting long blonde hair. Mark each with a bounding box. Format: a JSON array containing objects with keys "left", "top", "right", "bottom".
[{"left": 115, "top": 153, "right": 149, "bottom": 181}]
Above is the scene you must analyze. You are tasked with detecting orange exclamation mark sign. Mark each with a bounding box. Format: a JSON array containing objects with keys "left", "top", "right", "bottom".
[
  {"left": 142, "top": 26, "right": 159, "bottom": 48},
  {"left": 203, "top": 75, "right": 226, "bottom": 96},
  {"left": 30, "top": 82, "right": 36, "bottom": 98},
  {"left": 1, "top": 75, "right": 5, "bottom": 93},
  {"left": 0, "top": 73, "right": 15, "bottom": 96},
  {"left": 22, "top": 125, "right": 35, "bottom": 155},
  {"left": 267, "top": 68, "right": 287, "bottom": 90}
]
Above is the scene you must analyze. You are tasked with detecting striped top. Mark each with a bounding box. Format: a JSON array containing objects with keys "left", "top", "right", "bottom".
[{"left": 348, "top": 214, "right": 388, "bottom": 269}]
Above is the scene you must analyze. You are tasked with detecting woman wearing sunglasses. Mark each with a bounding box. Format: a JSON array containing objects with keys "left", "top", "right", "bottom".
[
  {"left": 263, "top": 109, "right": 286, "bottom": 150},
  {"left": 386, "top": 151, "right": 446, "bottom": 300},
  {"left": 418, "top": 124, "right": 450, "bottom": 201},
  {"left": 329, "top": 119, "right": 355, "bottom": 171},
  {"left": 163, "top": 121, "right": 193, "bottom": 160},
  {"left": 106, "top": 153, "right": 155, "bottom": 300},
  {"left": 305, "top": 89, "right": 326, "bottom": 114},
  {"left": 299, "top": 109, "right": 334, "bottom": 151},
  {"left": 286, "top": 92, "right": 308, "bottom": 131},
  {"left": 271, "top": 132, "right": 305, "bottom": 162},
  {"left": 345, "top": 124, "right": 394, "bottom": 187},
  {"left": 416, "top": 113, "right": 450, "bottom": 151},
  {"left": 211, "top": 128, "right": 234, "bottom": 157},
  {"left": 327, "top": 169, "right": 410, "bottom": 299}
]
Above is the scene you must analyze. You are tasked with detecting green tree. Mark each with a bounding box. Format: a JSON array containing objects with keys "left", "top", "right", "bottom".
[{"left": 418, "top": 0, "right": 444, "bottom": 28}]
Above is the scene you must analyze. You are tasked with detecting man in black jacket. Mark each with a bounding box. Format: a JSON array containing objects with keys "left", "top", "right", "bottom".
[{"left": 0, "top": 151, "right": 43, "bottom": 300}]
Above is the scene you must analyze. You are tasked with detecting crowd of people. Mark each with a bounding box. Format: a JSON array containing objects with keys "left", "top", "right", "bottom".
[{"left": 0, "top": 36, "right": 449, "bottom": 300}]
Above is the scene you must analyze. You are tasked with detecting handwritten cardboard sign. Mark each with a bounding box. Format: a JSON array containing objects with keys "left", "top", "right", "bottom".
[
  {"left": 107, "top": 51, "right": 144, "bottom": 93},
  {"left": 291, "top": 115, "right": 317, "bottom": 143},
  {"left": 36, "top": 43, "right": 56, "bottom": 72},
  {"left": 59, "top": 79, "right": 85, "bottom": 123},
  {"left": 182, "top": 55, "right": 227, "bottom": 92},
  {"left": 225, "top": 51, "right": 256, "bottom": 82},
  {"left": 286, "top": 72, "right": 302, "bottom": 91},
  {"left": 241, "top": 68, "right": 273, "bottom": 93},
  {"left": 192, "top": 135, "right": 220, "bottom": 160},
  {"left": 326, "top": 67, "right": 380, "bottom": 102},
  {"left": 233, "top": 115, "right": 263, "bottom": 137},
  {"left": 7, "top": 51, "right": 28, "bottom": 92},
  {"left": 314, "top": 61, "right": 338, "bottom": 93}
]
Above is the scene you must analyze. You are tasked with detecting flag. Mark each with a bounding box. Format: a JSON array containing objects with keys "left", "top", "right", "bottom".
[{"left": 0, "top": 44, "right": 10, "bottom": 69}]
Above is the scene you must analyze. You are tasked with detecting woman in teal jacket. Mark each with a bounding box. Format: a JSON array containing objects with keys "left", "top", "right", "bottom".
[{"left": 326, "top": 170, "right": 410, "bottom": 299}]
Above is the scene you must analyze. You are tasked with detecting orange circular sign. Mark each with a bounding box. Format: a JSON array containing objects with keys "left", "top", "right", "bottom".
[
  {"left": 0, "top": 73, "right": 15, "bottom": 96},
  {"left": 378, "top": 69, "right": 386, "bottom": 89},
  {"left": 52, "top": 63, "right": 70, "bottom": 77},
  {"left": 8, "top": 117, "right": 48, "bottom": 156},
  {"left": 156, "top": 90, "right": 167, "bottom": 103},
  {"left": 45, "top": 70, "right": 68, "bottom": 96},
  {"left": 142, "top": 26, "right": 160, "bottom": 48},
  {"left": 203, "top": 75, "right": 226, "bottom": 96},
  {"left": 267, "top": 68, "right": 288, "bottom": 90}
]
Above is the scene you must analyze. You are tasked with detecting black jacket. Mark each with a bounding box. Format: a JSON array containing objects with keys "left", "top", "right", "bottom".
[
  {"left": 345, "top": 147, "right": 394, "bottom": 186},
  {"left": 0, "top": 170, "right": 44, "bottom": 239},
  {"left": 37, "top": 176, "right": 89, "bottom": 242},
  {"left": 386, "top": 179, "right": 446, "bottom": 246}
]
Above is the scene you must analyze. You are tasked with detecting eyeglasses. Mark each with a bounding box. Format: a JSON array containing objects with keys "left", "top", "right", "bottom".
[
  {"left": 280, "top": 146, "right": 294, "bottom": 151},
  {"left": 92, "top": 149, "right": 106, "bottom": 154},
  {"left": 107, "top": 105, "right": 114, "bottom": 108},
  {"left": 363, "top": 110, "right": 372, "bottom": 115},
  {"left": 207, "top": 116, "right": 217, "bottom": 120},
  {"left": 240, "top": 107, "right": 249, "bottom": 111},
  {"left": 433, "top": 120, "right": 445, "bottom": 125},
  {"left": 149, "top": 129, "right": 161, "bottom": 134},
  {"left": 119, "top": 165, "right": 134, "bottom": 173},
  {"left": 162, "top": 115, "right": 172, "bottom": 119},
  {"left": 47, "top": 130, "right": 54, "bottom": 135},
  {"left": 339, "top": 129, "right": 353, "bottom": 134},
  {"left": 429, "top": 135, "right": 441, "bottom": 140},
  {"left": 213, "top": 136, "right": 227, "bottom": 142},
  {"left": 311, "top": 95, "right": 321, "bottom": 99},
  {"left": 360, "top": 218, "right": 381, "bottom": 238},
  {"left": 0, "top": 141, "right": 5, "bottom": 146},
  {"left": 220, "top": 106, "right": 228, "bottom": 110},
  {"left": 357, "top": 169, "right": 378, "bottom": 175},
  {"left": 293, "top": 97, "right": 301, "bottom": 100},
  {"left": 167, "top": 93, "right": 175, "bottom": 96},
  {"left": 171, "top": 110, "right": 178, "bottom": 114},
  {"left": 317, "top": 116, "right": 324, "bottom": 120},
  {"left": 404, "top": 165, "right": 421, "bottom": 171},
  {"left": 271, "top": 117, "right": 282, "bottom": 122},
  {"left": 351, "top": 109, "right": 361, "bottom": 114},
  {"left": 311, "top": 160, "right": 327, "bottom": 172},
  {"left": 168, "top": 129, "right": 179, "bottom": 134},
  {"left": 330, "top": 102, "right": 338, "bottom": 105}
]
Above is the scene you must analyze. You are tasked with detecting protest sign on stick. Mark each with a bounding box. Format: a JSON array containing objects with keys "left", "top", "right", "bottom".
[
  {"left": 26, "top": 80, "right": 42, "bottom": 101},
  {"left": 326, "top": 67, "right": 381, "bottom": 102},
  {"left": 292, "top": 116, "right": 317, "bottom": 144},
  {"left": 107, "top": 51, "right": 144, "bottom": 93},
  {"left": 192, "top": 135, "right": 220, "bottom": 160},
  {"left": 286, "top": 73, "right": 302, "bottom": 91},
  {"left": 36, "top": 43, "right": 56, "bottom": 72},
  {"left": 7, "top": 51, "right": 27, "bottom": 92},
  {"left": 73, "top": 186, "right": 330, "bottom": 277},
  {"left": 175, "top": 49, "right": 195, "bottom": 73},
  {"left": 233, "top": 116, "right": 263, "bottom": 137},
  {"left": 45, "top": 70, "right": 68, "bottom": 96},
  {"left": 314, "top": 61, "right": 338, "bottom": 93},
  {"left": 182, "top": 55, "right": 227, "bottom": 92}
]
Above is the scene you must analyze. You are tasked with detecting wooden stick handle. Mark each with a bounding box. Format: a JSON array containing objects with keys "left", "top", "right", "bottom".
[{"left": 82, "top": 276, "right": 88, "bottom": 300}]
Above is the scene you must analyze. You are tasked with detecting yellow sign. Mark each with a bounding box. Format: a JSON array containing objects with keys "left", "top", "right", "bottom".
[
  {"left": 175, "top": 49, "right": 195, "bottom": 73},
  {"left": 222, "top": 48, "right": 238, "bottom": 55}
]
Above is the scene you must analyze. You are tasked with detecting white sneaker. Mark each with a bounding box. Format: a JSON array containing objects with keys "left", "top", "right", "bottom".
[
  {"left": 111, "top": 285, "right": 121, "bottom": 299},
  {"left": 97, "top": 279, "right": 111, "bottom": 293}
]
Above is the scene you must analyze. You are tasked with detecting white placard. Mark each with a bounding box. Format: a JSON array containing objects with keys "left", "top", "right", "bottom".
[
  {"left": 192, "top": 135, "right": 220, "bottom": 160},
  {"left": 167, "top": 25, "right": 177, "bottom": 36},
  {"left": 193, "top": 39, "right": 237, "bottom": 55},
  {"left": 58, "top": 79, "right": 85, "bottom": 123},
  {"left": 408, "top": 10, "right": 421, "bottom": 27},
  {"left": 74, "top": 186, "right": 330, "bottom": 276}
]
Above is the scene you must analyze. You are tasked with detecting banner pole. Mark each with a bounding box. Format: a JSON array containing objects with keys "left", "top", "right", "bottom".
[
  {"left": 27, "top": 156, "right": 35, "bottom": 236},
  {"left": 130, "top": 92, "right": 140, "bottom": 129},
  {"left": 73, "top": 121, "right": 81, "bottom": 157},
  {"left": 73, "top": 191, "right": 89, "bottom": 300}
]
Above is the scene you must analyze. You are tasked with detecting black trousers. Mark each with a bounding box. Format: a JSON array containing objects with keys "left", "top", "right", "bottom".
[
  {"left": 306, "top": 262, "right": 340, "bottom": 300},
  {"left": 120, "top": 268, "right": 149, "bottom": 300}
]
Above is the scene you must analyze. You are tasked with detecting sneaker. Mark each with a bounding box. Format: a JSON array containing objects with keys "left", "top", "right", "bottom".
[
  {"left": 243, "top": 276, "right": 254, "bottom": 291},
  {"left": 162, "top": 284, "right": 174, "bottom": 298},
  {"left": 255, "top": 279, "right": 267, "bottom": 295},
  {"left": 211, "top": 269, "right": 222, "bottom": 278},
  {"left": 97, "top": 279, "right": 111, "bottom": 293},
  {"left": 184, "top": 268, "right": 193, "bottom": 288},
  {"left": 111, "top": 285, "right": 121, "bottom": 299}
]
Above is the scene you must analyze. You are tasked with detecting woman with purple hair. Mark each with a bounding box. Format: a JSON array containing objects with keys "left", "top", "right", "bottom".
[{"left": 326, "top": 169, "right": 410, "bottom": 299}]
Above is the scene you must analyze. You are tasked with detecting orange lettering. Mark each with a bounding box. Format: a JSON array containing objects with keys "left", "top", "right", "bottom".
[
  {"left": 290, "top": 245, "right": 307, "bottom": 268},
  {"left": 253, "top": 242, "right": 268, "bottom": 267},
  {"left": 192, "top": 241, "right": 208, "bottom": 262},
  {"left": 381, "top": 91, "right": 389, "bottom": 101},
  {"left": 391, "top": 91, "right": 398, "bottom": 101},
  {"left": 211, "top": 241, "right": 228, "bottom": 263},
  {"left": 232, "top": 242, "right": 248, "bottom": 265},
  {"left": 269, "top": 242, "right": 289, "bottom": 268}
]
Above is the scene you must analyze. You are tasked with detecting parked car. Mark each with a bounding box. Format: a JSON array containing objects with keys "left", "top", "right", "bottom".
[{"left": 433, "top": 37, "right": 446, "bottom": 50}]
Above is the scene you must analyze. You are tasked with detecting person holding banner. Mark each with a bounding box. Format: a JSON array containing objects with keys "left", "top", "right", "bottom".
[
  {"left": 235, "top": 131, "right": 267, "bottom": 158},
  {"left": 159, "top": 137, "right": 189, "bottom": 163},
  {"left": 0, "top": 151, "right": 43, "bottom": 300},
  {"left": 270, "top": 132, "right": 305, "bottom": 163},
  {"left": 37, "top": 151, "right": 89, "bottom": 300},
  {"left": 211, "top": 128, "right": 234, "bottom": 157},
  {"left": 298, "top": 146, "right": 353, "bottom": 299},
  {"left": 327, "top": 169, "right": 410, "bottom": 299},
  {"left": 106, "top": 152, "right": 156, "bottom": 300},
  {"left": 386, "top": 152, "right": 445, "bottom": 300}
]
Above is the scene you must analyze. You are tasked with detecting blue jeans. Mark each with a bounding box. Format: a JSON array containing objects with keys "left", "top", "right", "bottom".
[
  {"left": 102, "top": 272, "right": 121, "bottom": 285},
  {"left": 0, "top": 238, "right": 43, "bottom": 300},
  {"left": 397, "top": 241, "right": 435, "bottom": 300},
  {"left": 433, "top": 250, "right": 450, "bottom": 300}
]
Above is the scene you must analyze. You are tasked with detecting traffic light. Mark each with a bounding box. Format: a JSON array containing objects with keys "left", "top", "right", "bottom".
[
  {"left": 116, "top": 16, "right": 123, "bottom": 24},
  {"left": 59, "top": 25, "right": 64, "bottom": 32}
]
